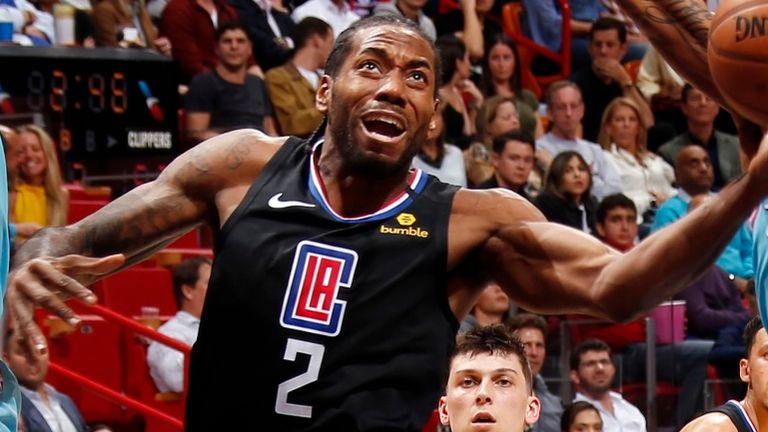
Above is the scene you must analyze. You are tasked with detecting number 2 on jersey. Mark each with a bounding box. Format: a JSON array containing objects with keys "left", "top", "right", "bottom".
[{"left": 275, "top": 338, "right": 325, "bottom": 418}]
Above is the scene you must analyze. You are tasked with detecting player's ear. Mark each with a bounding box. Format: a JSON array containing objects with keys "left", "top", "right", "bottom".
[
  {"left": 525, "top": 395, "right": 541, "bottom": 426},
  {"left": 739, "top": 358, "right": 750, "bottom": 383},
  {"left": 437, "top": 396, "right": 450, "bottom": 426},
  {"left": 316, "top": 75, "right": 332, "bottom": 114}
]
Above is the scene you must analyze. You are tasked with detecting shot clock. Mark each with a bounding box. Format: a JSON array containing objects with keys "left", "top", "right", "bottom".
[{"left": 0, "top": 46, "right": 180, "bottom": 181}]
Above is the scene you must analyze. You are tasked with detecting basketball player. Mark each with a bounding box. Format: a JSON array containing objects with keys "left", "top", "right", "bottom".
[
  {"left": 439, "top": 324, "right": 540, "bottom": 432},
  {"left": 680, "top": 316, "right": 766, "bottom": 431},
  {"left": 7, "top": 15, "right": 768, "bottom": 431}
]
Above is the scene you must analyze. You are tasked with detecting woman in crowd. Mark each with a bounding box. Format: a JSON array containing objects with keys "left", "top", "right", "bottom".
[
  {"left": 480, "top": 34, "right": 543, "bottom": 138},
  {"left": 561, "top": 401, "right": 603, "bottom": 432},
  {"left": 534, "top": 151, "right": 596, "bottom": 234},
  {"left": 436, "top": 34, "right": 483, "bottom": 150},
  {"left": 465, "top": 95, "right": 522, "bottom": 186},
  {"left": 14, "top": 125, "right": 68, "bottom": 232},
  {"left": 411, "top": 102, "right": 467, "bottom": 187},
  {"left": 597, "top": 97, "right": 675, "bottom": 224}
]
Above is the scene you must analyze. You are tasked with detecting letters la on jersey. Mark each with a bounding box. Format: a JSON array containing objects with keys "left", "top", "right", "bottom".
[
  {"left": 280, "top": 241, "right": 358, "bottom": 337},
  {"left": 278, "top": 210, "right": 434, "bottom": 337}
]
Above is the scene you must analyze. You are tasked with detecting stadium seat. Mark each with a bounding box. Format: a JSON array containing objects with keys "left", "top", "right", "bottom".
[
  {"left": 123, "top": 332, "right": 185, "bottom": 432},
  {"left": 501, "top": 1, "right": 572, "bottom": 100},
  {"left": 421, "top": 409, "right": 440, "bottom": 432},
  {"left": 167, "top": 229, "right": 201, "bottom": 249},
  {"left": 68, "top": 199, "right": 109, "bottom": 224},
  {"left": 64, "top": 183, "right": 112, "bottom": 201},
  {"left": 94, "top": 267, "right": 177, "bottom": 318},
  {"left": 44, "top": 315, "right": 127, "bottom": 424}
]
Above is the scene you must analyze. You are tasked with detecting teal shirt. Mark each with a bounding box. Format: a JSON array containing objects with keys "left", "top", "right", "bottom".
[
  {"left": 0, "top": 134, "right": 21, "bottom": 431},
  {"left": 753, "top": 200, "right": 768, "bottom": 326},
  {"left": 653, "top": 192, "right": 754, "bottom": 278}
]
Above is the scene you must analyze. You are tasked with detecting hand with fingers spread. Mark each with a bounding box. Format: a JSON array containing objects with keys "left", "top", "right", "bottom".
[{"left": 6, "top": 254, "right": 125, "bottom": 357}]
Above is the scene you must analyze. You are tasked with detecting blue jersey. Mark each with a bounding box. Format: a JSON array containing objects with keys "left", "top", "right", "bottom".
[
  {"left": 752, "top": 200, "right": 768, "bottom": 326},
  {"left": 0, "top": 133, "right": 20, "bottom": 431}
]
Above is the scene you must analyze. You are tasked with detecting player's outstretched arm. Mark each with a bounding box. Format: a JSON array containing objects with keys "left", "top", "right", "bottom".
[
  {"left": 7, "top": 129, "right": 283, "bottom": 356},
  {"left": 454, "top": 133, "right": 768, "bottom": 320}
]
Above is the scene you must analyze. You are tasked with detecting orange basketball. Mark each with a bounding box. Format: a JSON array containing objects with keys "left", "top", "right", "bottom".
[{"left": 708, "top": 0, "right": 768, "bottom": 126}]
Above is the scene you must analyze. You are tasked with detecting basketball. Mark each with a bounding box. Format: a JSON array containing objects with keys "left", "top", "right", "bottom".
[{"left": 708, "top": 0, "right": 768, "bottom": 126}]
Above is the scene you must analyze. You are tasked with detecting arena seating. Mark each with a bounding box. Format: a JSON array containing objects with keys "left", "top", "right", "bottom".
[
  {"left": 43, "top": 315, "right": 128, "bottom": 425},
  {"left": 501, "top": 1, "right": 572, "bottom": 100},
  {"left": 93, "top": 267, "right": 176, "bottom": 318}
]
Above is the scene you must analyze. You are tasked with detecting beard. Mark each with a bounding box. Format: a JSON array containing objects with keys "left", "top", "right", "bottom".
[
  {"left": 327, "top": 94, "right": 429, "bottom": 178},
  {"left": 579, "top": 378, "right": 612, "bottom": 396}
]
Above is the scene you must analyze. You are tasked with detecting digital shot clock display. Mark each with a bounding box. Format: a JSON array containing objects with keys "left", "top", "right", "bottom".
[{"left": 0, "top": 46, "right": 180, "bottom": 180}]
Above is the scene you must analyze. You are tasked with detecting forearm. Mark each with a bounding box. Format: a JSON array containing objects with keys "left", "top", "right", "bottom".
[
  {"left": 625, "top": 86, "right": 655, "bottom": 126},
  {"left": 598, "top": 173, "right": 760, "bottom": 319},
  {"left": 461, "top": 5, "right": 483, "bottom": 59},
  {"left": 12, "top": 180, "right": 204, "bottom": 276},
  {"left": 570, "top": 19, "right": 593, "bottom": 36}
]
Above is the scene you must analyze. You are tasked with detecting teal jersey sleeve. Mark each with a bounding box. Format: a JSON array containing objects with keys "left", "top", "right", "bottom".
[{"left": 752, "top": 201, "right": 768, "bottom": 327}]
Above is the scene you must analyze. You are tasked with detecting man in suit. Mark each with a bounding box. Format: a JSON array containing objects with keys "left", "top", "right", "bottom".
[
  {"left": 265, "top": 17, "right": 334, "bottom": 137},
  {"left": 657, "top": 84, "right": 741, "bottom": 191},
  {"left": 4, "top": 324, "right": 88, "bottom": 432}
]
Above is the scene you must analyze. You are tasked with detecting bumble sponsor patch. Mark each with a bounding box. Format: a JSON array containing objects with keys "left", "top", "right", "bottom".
[{"left": 380, "top": 213, "right": 429, "bottom": 238}]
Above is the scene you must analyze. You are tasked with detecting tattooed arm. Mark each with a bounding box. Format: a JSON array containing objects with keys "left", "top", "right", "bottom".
[{"left": 7, "top": 129, "right": 285, "bottom": 355}]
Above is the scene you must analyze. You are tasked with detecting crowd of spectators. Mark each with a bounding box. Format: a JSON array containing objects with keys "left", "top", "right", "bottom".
[{"left": 0, "top": 0, "right": 758, "bottom": 430}]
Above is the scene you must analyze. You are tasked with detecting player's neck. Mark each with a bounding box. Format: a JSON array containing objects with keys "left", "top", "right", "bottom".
[
  {"left": 742, "top": 395, "right": 766, "bottom": 431},
  {"left": 314, "top": 142, "right": 412, "bottom": 218}
]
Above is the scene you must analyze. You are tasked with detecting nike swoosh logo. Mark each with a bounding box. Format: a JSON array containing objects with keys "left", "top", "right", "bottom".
[{"left": 268, "top": 193, "right": 316, "bottom": 209}]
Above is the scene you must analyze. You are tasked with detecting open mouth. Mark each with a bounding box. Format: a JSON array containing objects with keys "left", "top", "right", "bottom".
[
  {"left": 471, "top": 412, "right": 496, "bottom": 424},
  {"left": 362, "top": 114, "right": 406, "bottom": 141}
]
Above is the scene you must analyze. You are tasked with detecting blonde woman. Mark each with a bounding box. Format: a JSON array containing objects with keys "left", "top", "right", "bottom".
[
  {"left": 465, "top": 95, "right": 521, "bottom": 186},
  {"left": 598, "top": 97, "right": 675, "bottom": 223},
  {"left": 15, "top": 125, "right": 69, "bottom": 229}
]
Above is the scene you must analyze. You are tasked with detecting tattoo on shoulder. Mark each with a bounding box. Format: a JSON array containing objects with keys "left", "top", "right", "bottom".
[
  {"left": 224, "top": 139, "right": 252, "bottom": 170},
  {"left": 187, "top": 145, "right": 214, "bottom": 174},
  {"left": 645, "top": 0, "right": 713, "bottom": 48}
]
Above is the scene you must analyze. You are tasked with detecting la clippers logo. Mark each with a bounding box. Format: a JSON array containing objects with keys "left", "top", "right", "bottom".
[{"left": 280, "top": 241, "right": 358, "bottom": 336}]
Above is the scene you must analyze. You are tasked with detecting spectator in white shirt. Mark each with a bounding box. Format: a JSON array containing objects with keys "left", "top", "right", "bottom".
[
  {"left": 147, "top": 256, "right": 212, "bottom": 393},
  {"left": 536, "top": 81, "right": 622, "bottom": 200},
  {"left": 597, "top": 97, "right": 675, "bottom": 224},
  {"left": 570, "top": 339, "right": 647, "bottom": 432},
  {"left": 291, "top": 0, "right": 359, "bottom": 37}
]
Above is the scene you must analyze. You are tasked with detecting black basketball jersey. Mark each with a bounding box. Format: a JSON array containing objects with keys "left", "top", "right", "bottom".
[
  {"left": 710, "top": 400, "right": 757, "bottom": 432},
  {"left": 185, "top": 137, "right": 460, "bottom": 431}
]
